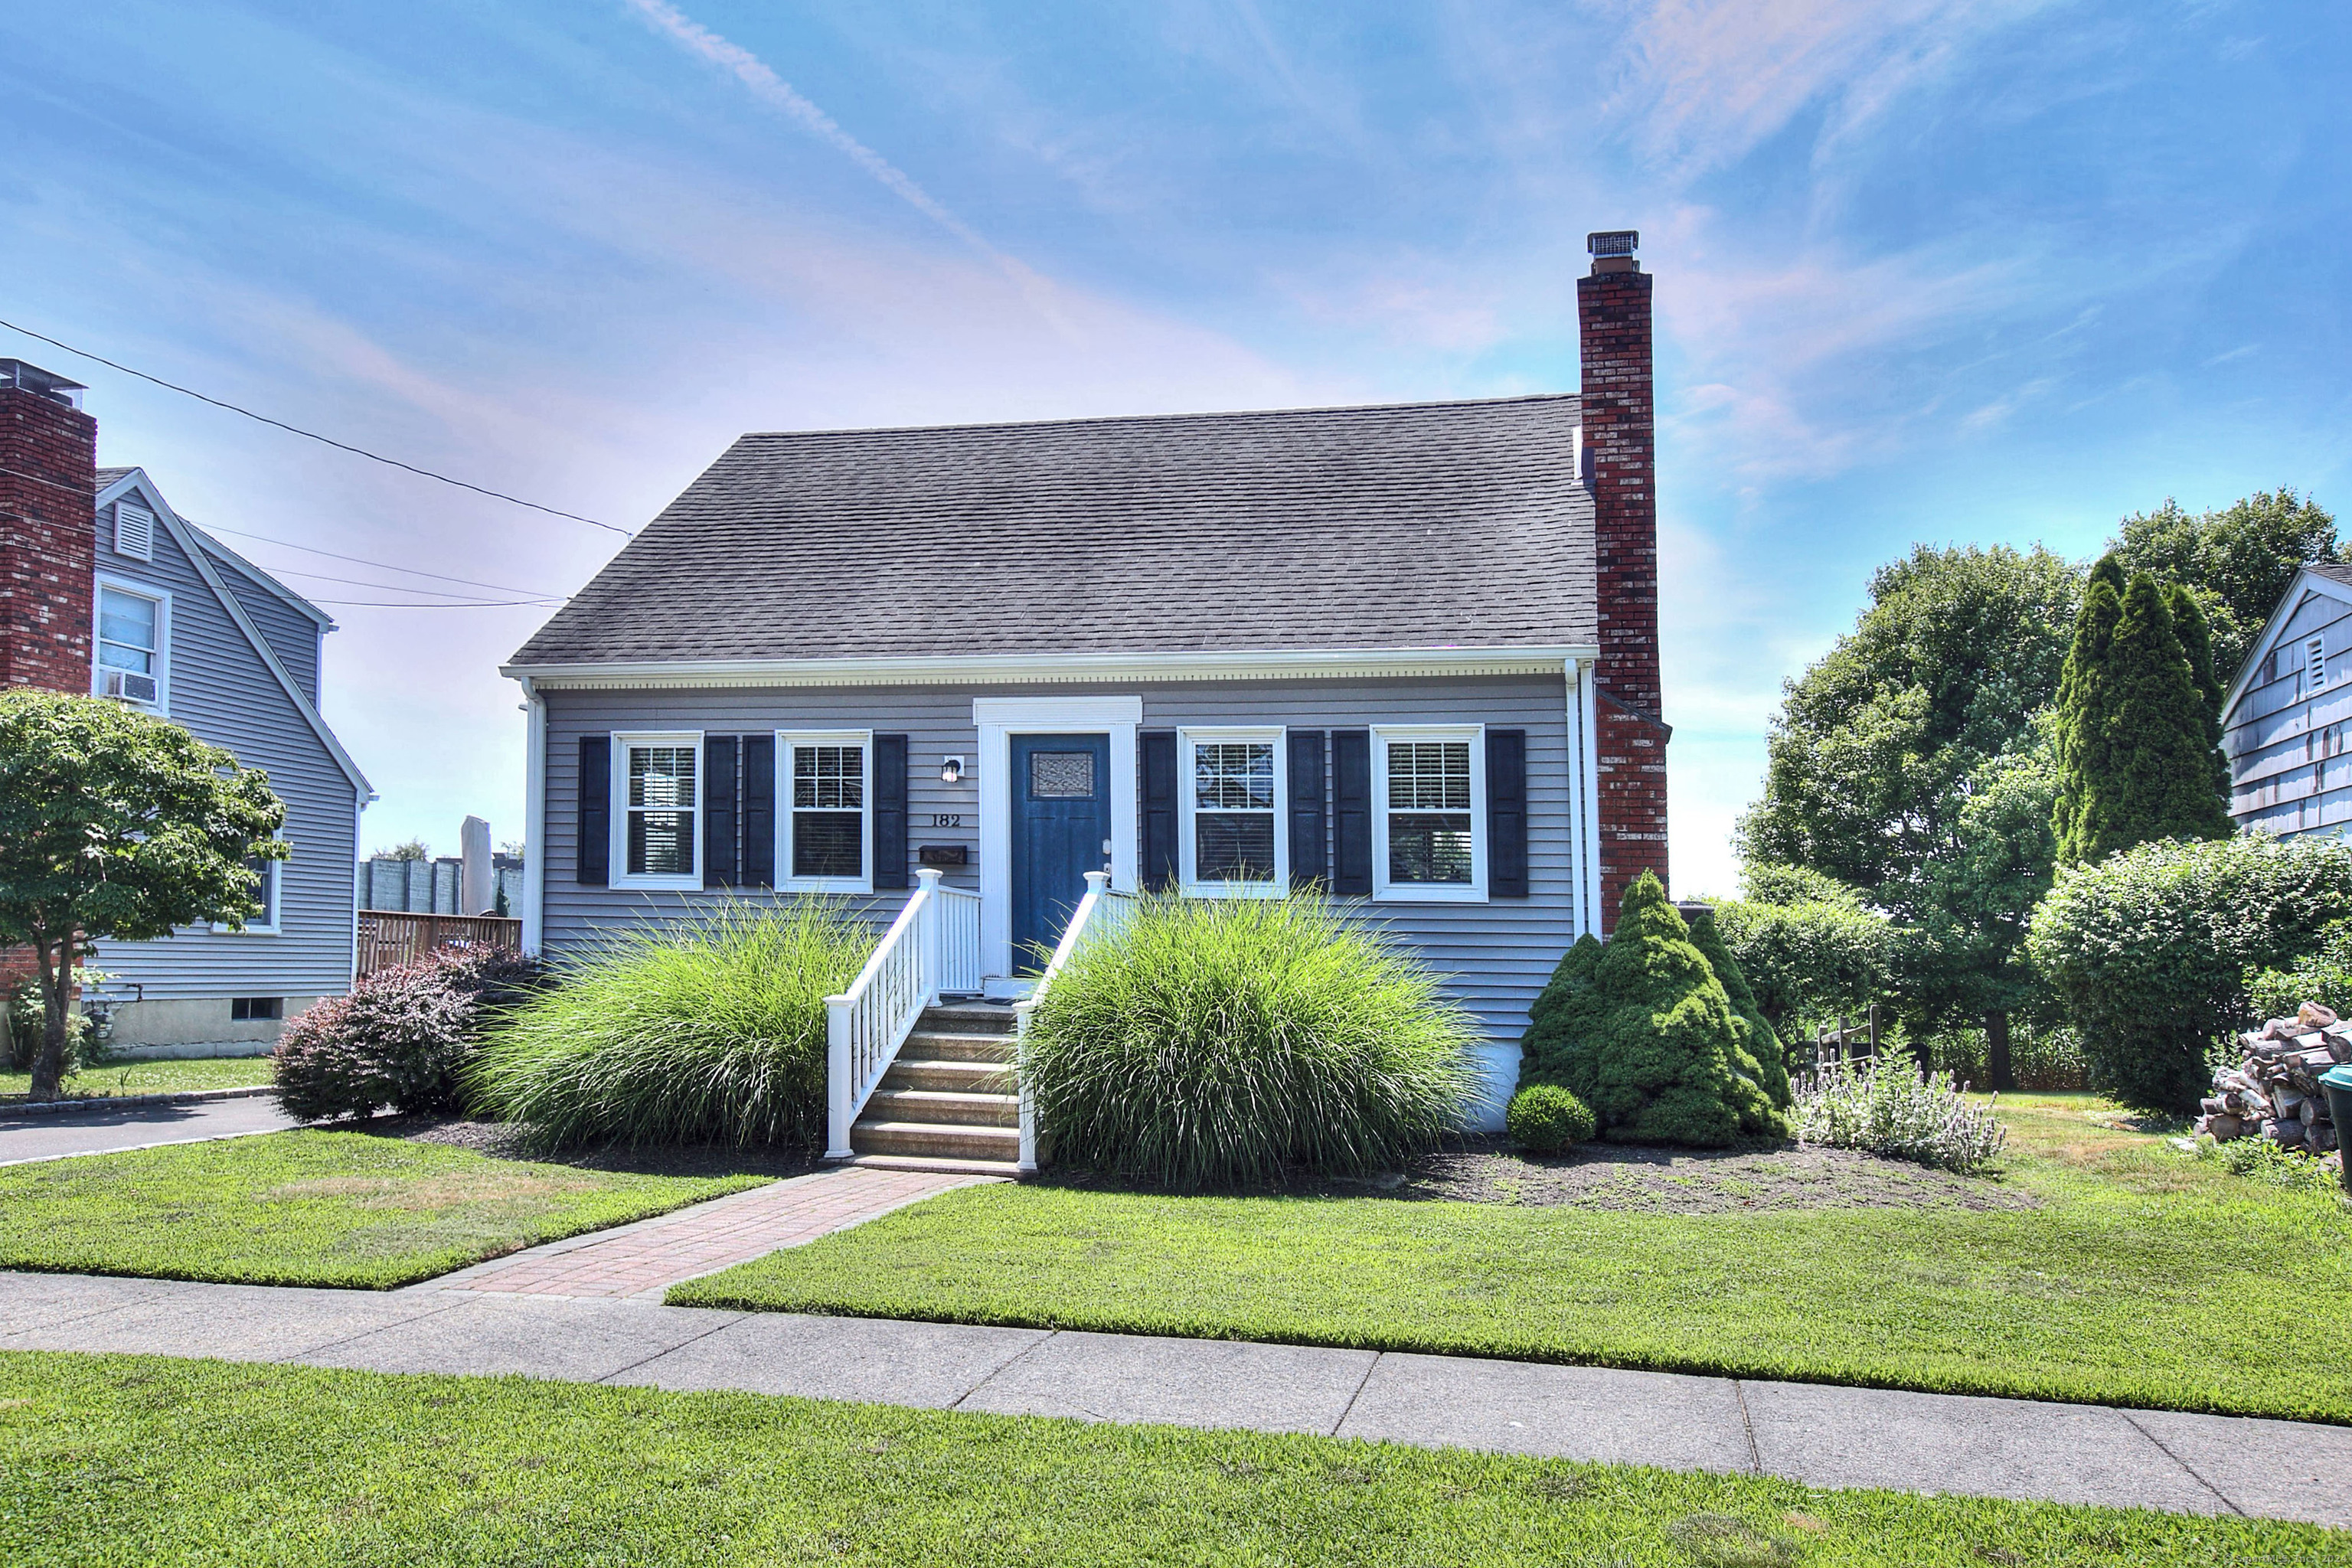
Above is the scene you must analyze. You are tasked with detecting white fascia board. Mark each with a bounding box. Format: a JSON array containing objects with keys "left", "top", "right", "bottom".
[
  {"left": 2222, "top": 568, "right": 2352, "bottom": 721},
  {"left": 502, "top": 645, "right": 1599, "bottom": 691},
  {"left": 151, "top": 503, "right": 377, "bottom": 802}
]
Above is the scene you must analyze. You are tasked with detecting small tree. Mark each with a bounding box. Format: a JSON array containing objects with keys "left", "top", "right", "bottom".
[
  {"left": 0, "top": 694, "right": 286, "bottom": 1099},
  {"left": 2053, "top": 563, "right": 2231, "bottom": 864},
  {"left": 1517, "top": 874, "right": 1786, "bottom": 1146},
  {"left": 1681, "top": 903, "right": 1792, "bottom": 1111}
]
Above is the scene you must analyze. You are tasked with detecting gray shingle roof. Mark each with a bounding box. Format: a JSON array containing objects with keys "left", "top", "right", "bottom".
[
  {"left": 509, "top": 395, "right": 1594, "bottom": 667},
  {"left": 2307, "top": 563, "right": 2352, "bottom": 588}
]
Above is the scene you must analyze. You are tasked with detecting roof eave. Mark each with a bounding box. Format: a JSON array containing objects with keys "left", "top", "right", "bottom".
[{"left": 502, "top": 644, "right": 1599, "bottom": 691}]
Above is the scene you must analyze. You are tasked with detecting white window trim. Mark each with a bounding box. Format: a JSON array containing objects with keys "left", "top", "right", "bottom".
[
  {"left": 1371, "top": 723, "right": 1488, "bottom": 903},
  {"left": 92, "top": 575, "right": 171, "bottom": 715},
  {"left": 1178, "top": 726, "right": 1288, "bottom": 897},
  {"left": 214, "top": 851, "right": 283, "bottom": 935},
  {"left": 612, "top": 730, "right": 704, "bottom": 891},
  {"left": 777, "top": 730, "right": 873, "bottom": 893}
]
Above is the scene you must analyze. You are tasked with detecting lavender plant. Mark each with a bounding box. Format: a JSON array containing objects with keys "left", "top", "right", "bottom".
[{"left": 1793, "top": 1053, "right": 2007, "bottom": 1174}]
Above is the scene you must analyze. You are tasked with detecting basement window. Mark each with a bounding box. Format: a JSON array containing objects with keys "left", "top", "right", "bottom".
[{"left": 230, "top": 998, "right": 283, "bottom": 1021}]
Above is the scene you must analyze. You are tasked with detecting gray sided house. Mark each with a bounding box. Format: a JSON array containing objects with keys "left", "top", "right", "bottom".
[
  {"left": 506, "top": 239, "right": 1672, "bottom": 1138},
  {"left": 84, "top": 466, "right": 372, "bottom": 1051},
  {"left": 2224, "top": 564, "right": 2352, "bottom": 839}
]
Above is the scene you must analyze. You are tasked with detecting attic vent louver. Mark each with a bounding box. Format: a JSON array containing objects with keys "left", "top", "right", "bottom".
[
  {"left": 113, "top": 500, "right": 154, "bottom": 561},
  {"left": 2309, "top": 637, "right": 2328, "bottom": 691}
]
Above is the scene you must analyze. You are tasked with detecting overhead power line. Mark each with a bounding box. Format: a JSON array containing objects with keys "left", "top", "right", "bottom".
[
  {"left": 200, "top": 523, "right": 564, "bottom": 598},
  {"left": 258, "top": 564, "right": 570, "bottom": 603},
  {"left": 0, "top": 316, "right": 632, "bottom": 536},
  {"left": 304, "top": 596, "right": 567, "bottom": 609}
]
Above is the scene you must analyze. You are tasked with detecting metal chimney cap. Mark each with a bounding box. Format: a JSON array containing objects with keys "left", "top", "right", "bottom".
[
  {"left": 1586, "top": 230, "right": 1639, "bottom": 257},
  {"left": 0, "top": 359, "right": 88, "bottom": 409}
]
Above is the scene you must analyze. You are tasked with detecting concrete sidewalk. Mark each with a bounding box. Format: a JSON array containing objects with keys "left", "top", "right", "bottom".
[
  {"left": 0, "top": 1094, "right": 296, "bottom": 1166},
  {"left": 4, "top": 1269, "right": 2345, "bottom": 1528}
]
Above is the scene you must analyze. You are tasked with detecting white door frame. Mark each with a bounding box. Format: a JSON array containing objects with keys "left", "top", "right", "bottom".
[{"left": 975, "top": 695, "right": 1141, "bottom": 979}]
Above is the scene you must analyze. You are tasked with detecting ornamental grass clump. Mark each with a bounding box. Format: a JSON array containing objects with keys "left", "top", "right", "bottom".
[
  {"left": 466, "top": 900, "right": 871, "bottom": 1148},
  {"left": 1793, "top": 1053, "right": 2007, "bottom": 1174},
  {"left": 1019, "top": 893, "right": 1478, "bottom": 1190}
]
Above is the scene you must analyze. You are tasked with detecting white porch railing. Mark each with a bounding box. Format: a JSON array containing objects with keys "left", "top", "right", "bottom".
[
  {"left": 1011, "top": 870, "right": 1135, "bottom": 1174},
  {"left": 824, "top": 868, "right": 985, "bottom": 1160}
]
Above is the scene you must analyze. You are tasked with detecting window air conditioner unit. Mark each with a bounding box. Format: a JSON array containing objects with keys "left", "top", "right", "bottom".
[{"left": 103, "top": 670, "right": 158, "bottom": 704}]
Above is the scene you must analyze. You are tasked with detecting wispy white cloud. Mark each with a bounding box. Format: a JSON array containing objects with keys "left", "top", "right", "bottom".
[{"left": 619, "top": 0, "right": 1068, "bottom": 325}]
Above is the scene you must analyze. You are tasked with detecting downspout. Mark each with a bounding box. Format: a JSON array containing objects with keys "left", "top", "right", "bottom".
[
  {"left": 518, "top": 675, "right": 547, "bottom": 957},
  {"left": 1578, "top": 658, "right": 1602, "bottom": 935}
]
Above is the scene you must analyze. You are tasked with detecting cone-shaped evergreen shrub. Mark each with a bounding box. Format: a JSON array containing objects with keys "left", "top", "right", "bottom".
[
  {"left": 1516, "top": 875, "right": 1787, "bottom": 1146},
  {"left": 2054, "top": 564, "right": 2232, "bottom": 864},
  {"left": 1682, "top": 903, "right": 1792, "bottom": 1111}
]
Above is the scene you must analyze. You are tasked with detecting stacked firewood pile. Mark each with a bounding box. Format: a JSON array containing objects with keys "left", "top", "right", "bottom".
[{"left": 2197, "top": 1001, "right": 2349, "bottom": 1152}]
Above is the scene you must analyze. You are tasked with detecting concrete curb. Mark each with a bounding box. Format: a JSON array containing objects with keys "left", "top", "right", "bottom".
[{"left": 0, "top": 1085, "right": 276, "bottom": 1121}]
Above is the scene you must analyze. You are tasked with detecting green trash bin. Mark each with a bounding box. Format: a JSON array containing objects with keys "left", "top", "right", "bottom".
[{"left": 2322, "top": 1063, "right": 2352, "bottom": 1196}]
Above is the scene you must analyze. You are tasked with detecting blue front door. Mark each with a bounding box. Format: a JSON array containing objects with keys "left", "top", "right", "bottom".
[{"left": 1011, "top": 733, "right": 1112, "bottom": 973}]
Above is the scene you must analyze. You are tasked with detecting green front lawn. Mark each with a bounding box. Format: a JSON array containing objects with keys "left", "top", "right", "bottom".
[
  {"left": 2, "top": 1353, "right": 2332, "bottom": 1566},
  {"left": 2, "top": 1054, "right": 276, "bottom": 1101},
  {"left": 675, "top": 1094, "right": 2352, "bottom": 1424},
  {"left": 0, "top": 1130, "right": 763, "bottom": 1288}
]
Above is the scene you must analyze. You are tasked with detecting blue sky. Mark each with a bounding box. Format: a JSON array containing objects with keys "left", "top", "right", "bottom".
[{"left": 6, "top": 1, "right": 2346, "bottom": 892}]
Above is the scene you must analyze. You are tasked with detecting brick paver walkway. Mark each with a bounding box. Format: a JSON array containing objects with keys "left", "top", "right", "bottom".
[{"left": 420, "top": 1165, "right": 995, "bottom": 1300}]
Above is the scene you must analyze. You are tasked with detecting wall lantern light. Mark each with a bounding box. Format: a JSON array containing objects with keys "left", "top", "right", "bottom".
[{"left": 941, "top": 756, "right": 966, "bottom": 785}]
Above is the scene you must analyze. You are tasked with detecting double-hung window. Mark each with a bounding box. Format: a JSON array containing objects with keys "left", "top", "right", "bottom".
[
  {"left": 782, "top": 732, "right": 870, "bottom": 889},
  {"left": 615, "top": 733, "right": 701, "bottom": 888},
  {"left": 1372, "top": 725, "right": 1486, "bottom": 900},
  {"left": 216, "top": 847, "right": 283, "bottom": 933},
  {"left": 93, "top": 580, "right": 166, "bottom": 709},
  {"left": 1179, "top": 727, "right": 1285, "bottom": 893}
]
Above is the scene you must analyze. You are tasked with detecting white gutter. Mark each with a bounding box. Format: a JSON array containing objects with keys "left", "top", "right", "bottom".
[
  {"left": 1578, "top": 658, "right": 1603, "bottom": 933},
  {"left": 501, "top": 643, "right": 1600, "bottom": 692}
]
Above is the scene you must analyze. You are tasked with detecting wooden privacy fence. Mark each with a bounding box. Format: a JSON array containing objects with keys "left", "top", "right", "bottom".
[{"left": 357, "top": 910, "right": 523, "bottom": 977}]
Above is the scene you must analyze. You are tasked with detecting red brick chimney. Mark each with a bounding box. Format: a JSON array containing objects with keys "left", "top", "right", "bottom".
[
  {"left": 1578, "top": 231, "right": 1670, "bottom": 929},
  {"left": 0, "top": 361, "right": 97, "bottom": 696}
]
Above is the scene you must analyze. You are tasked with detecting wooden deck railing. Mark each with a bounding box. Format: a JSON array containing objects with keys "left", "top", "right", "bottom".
[{"left": 357, "top": 910, "right": 524, "bottom": 977}]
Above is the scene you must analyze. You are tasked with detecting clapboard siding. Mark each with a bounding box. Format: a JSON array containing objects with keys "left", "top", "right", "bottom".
[
  {"left": 87, "top": 499, "right": 358, "bottom": 1001},
  {"left": 211, "top": 554, "right": 322, "bottom": 706},
  {"left": 2224, "top": 576, "right": 2352, "bottom": 839},
  {"left": 538, "top": 674, "right": 1586, "bottom": 1118}
]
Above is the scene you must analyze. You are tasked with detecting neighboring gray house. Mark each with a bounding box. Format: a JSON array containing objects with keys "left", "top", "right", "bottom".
[
  {"left": 84, "top": 466, "right": 374, "bottom": 1050},
  {"left": 2223, "top": 564, "right": 2352, "bottom": 840}
]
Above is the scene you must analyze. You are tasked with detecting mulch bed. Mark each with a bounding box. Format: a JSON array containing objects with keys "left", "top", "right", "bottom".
[
  {"left": 355, "top": 1115, "right": 827, "bottom": 1182},
  {"left": 1044, "top": 1133, "right": 2036, "bottom": 1213}
]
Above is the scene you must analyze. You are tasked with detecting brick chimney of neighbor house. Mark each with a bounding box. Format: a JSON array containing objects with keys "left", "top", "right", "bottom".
[
  {"left": 0, "top": 361, "right": 98, "bottom": 697},
  {"left": 1578, "top": 231, "right": 1670, "bottom": 929}
]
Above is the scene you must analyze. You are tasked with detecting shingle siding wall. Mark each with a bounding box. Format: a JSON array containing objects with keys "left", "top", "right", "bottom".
[
  {"left": 87, "top": 518, "right": 358, "bottom": 1000},
  {"left": 538, "top": 675, "right": 1589, "bottom": 1122}
]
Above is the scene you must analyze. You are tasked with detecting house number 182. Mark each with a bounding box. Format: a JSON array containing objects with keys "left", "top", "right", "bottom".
[{"left": 930, "top": 815, "right": 963, "bottom": 828}]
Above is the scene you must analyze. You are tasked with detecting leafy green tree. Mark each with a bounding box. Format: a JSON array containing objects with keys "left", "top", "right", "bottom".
[
  {"left": 2109, "top": 489, "right": 2341, "bottom": 680},
  {"left": 1739, "top": 544, "right": 2080, "bottom": 1070},
  {"left": 1709, "top": 889, "right": 1892, "bottom": 1042},
  {"left": 2052, "top": 569, "right": 2232, "bottom": 865},
  {"left": 1517, "top": 874, "right": 1785, "bottom": 1146},
  {"left": 0, "top": 694, "right": 286, "bottom": 1099}
]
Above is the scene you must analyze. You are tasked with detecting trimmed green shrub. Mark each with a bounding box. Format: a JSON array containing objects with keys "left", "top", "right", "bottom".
[
  {"left": 2246, "top": 916, "right": 2352, "bottom": 1021},
  {"left": 1793, "top": 1054, "right": 2007, "bottom": 1174},
  {"left": 2027, "top": 833, "right": 2352, "bottom": 1113},
  {"left": 1019, "top": 893, "right": 1478, "bottom": 1190},
  {"left": 466, "top": 900, "right": 871, "bottom": 1148},
  {"left": 1517, "top": 874, "right": 1788, "bottom": 1147},
  {"left": 1681, "top": 903, "right": 1792, "bottom": 1111},
  {"left": 273, "top": 945, "right": 547, "bottom": 1122},
  {"left": 1504, "top": 1083, "right": 1595, "bottom": 1152},
  {"left": 1707, "top": 889, "right": 1891, "bottom": 1042}
]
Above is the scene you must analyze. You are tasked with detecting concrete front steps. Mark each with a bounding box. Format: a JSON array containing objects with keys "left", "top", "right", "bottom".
[{"left": 844, "top": 1002, "right": 1024, "bottom": 1177}]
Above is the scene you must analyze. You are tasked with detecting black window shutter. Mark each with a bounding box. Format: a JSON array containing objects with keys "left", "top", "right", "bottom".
[
  {"left": 741, "top": 734, "right": 776, "bottom": 887},
  {"left": 1332, "top": 729, "right": 1372, "bottom": 897},
  {"left": 1487, "top": 728, "right": 1529, "bottom": 898},
  {"left": 704, "top": 735, "right": 740, "bottom": 889},
  {"left": 1288, "top": 730, "right": 1328, "bottom": 891},
  {"left": 1141, "top": 730, "right": 1178, "bottom": 891},
  {"left": 873, "top": 733, "right": 909, "bottom": 889},
  {"left": 577, "top": 736, "right": 610, "bottom": 886}
]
